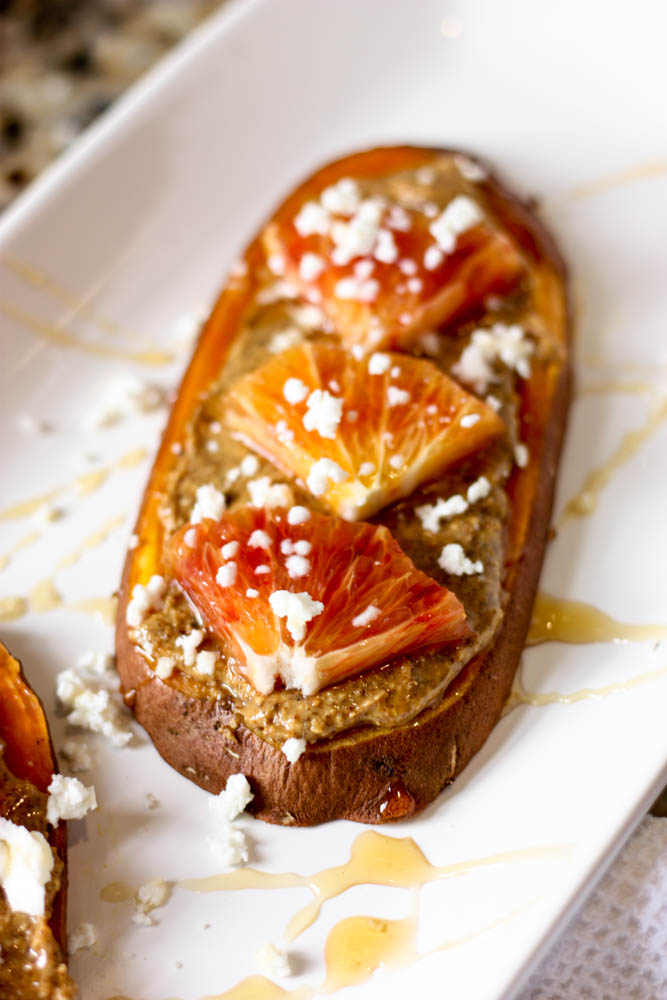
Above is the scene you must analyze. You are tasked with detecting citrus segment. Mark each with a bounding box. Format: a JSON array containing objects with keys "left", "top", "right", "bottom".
[
  {"left": 167, "top": 507, "right": 470, "bottom": 697},
  {"left": 263, "top": 178, "right": 523, "bottom": 351},
  {"left": 225, "top": 341, "right": 504, "bottom": 519}
]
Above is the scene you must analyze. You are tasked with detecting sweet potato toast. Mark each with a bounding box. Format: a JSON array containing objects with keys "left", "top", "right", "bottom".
[
  {"left": 0, "top": 641, "right": 75, "bottom": 997},
  {"left": 116, "top": 146, "right": 569, "bottom": 825}
]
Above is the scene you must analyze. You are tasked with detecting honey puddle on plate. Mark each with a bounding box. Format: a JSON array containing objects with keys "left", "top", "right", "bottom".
[
  {"left": 181, "top": 829, "right": 569, "bottom": 943},
  {"left": 528, "top": 592, "right": 667, "bottom": 645},
  {"left": 0, "top": 448, "right": 146, "bottom": 522}
]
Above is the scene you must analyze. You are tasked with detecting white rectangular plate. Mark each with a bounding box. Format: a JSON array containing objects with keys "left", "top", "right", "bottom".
[{"left": 1, "top": 1, "right": 666, "bottom": 997}]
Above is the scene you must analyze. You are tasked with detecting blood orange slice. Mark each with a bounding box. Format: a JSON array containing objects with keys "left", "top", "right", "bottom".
[
  {"left": 263, "top": 178, "right": 523, "bottom": 351},
  {"left": 168, "top": 507, "right": 469, "bottom": 696},
  {"left": 225, "top": 341, "right": 504, "bottom": 520}
]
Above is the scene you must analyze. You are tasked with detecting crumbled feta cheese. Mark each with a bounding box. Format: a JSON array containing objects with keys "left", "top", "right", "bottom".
[
  {"left": 454, "top": 154, "right": 488, "bottom": 182},
  {"left": 216, "top": 562, "right": 238, "bottom": 587},
  {"left": 334, "top": 276, "right": 379, "bottom": 302},
  {"left": 249, "top": 529, "right": 272, "bottom": 548},
  {"left": 303, "top": 389, "right": 343, "bottom": 439},
  {"left": 285, "top": 554, "right": 311, "bottom": 579},
  {"left": 170, "top": 441, "right": 183, "bottom": 455},
  {"left": 87, "top": 374, "right": 165, "bottom": 429},
  {"left": 438, "top": 543, "right": 483, "bottom": 575},
  {"left": 407, "top": 276, "right": 423, "bottom": 294},
  {"left": 424, "top": 246, "right": 444, "bottom": 270},
  {"left": 467, "top": 476, "right": 491, "bottom": 504},
  {"left": 359, "top": 462, "right": 376, "bottom": 477},
  {"left": 399, "top": 258, "right": 418, "bottom": 275},
  {"left": 267, "top": 253, "right": 286, "bottom": 275},
  {"left": 294, "top": 201, "right": 330, "bottom": 236},
  {"left": 246, "top": 588, "right": 259, "bottom": 598},
  {"left": 346, "top": 409, "right": 359, "bottom": 422},
  {"left": 354, "top": 259, "right": 375, "bottom": 279},
  {"left": 247, "top": 477, "right": 293, "bottom": 509},
  {"left": 184, "top": 528, "right": 198, "bottom": 549},
  {"left": 60, "top": 739, "right": 93, "bottom": 773},
  {"left": 429, "top": 195, "right": 483, "bottom": 254},
  {"left": 389, "top": 454, "right": 404, "bottom": 470},
  {"left": 390, "top": 365, "right": 402, "bottom": 378},
  {"left": 226, "top": 467, "right": 241, "bottom": 485},
  {"left": 258, "top": 281, "right": 300, "bottom": 306},
  {"left": 221, "top": 541, "right": 240, "bottom": 560},
  {"left": 419, "top": 331, "right": 441, "bottom": 356},
  {"left": 514, "top": 442, "right": 529, "bottom": 468},
  {"left": 452, "top": 323, "right": 533, "bottom": 393},
  {"left": 320, "top": 177, "right": 361, "bottom": 215},
  {"left": 191, "top": 484, "right": 225, "bottom": 525},
  {"left": 374, "top": 228, "right": 398, "bottom": 264},
  {"left": 46, "top": 775, "right": 97, "bottom": 826},
  {"left": 352, "top": 605, "right": 381, "bottom": 628},
  {"left": 283, "top": 377, "right": 309, "bottom": 404},
  {"left": 299, "top": 252, "right": 325, "bottom": 281},
  {"left": 387, "top": 386, "right": 410, "bottom": 407},
  {"left": 128, "top": 532, "right": 140, "bottom": 550},
  {"left": 386, "top": 204, "right": 411, "bottom": 231},
  {"left": 240, "top": 454, "right": 260, "bottom": 477},
  {"left": 213, "top": 774, "right": 254, "bottom": 822},
  {"left": 207, "top": 825, "right": 249, "bottom": 867},
  {"left": 423, "top": 201, "right": 439, "bottom": 219},
  {"left": 155, "top": 657, "right": 175, "bottom": 680},
  {"left": 330, "top": 197, "right": 385, "bottom": 266},
  {"left": 328, "top": 379, "right": 341, "bottom": 393},
  {"left": 175, "top": 629, "right": 204, "bottom": 667},
  {"left": 257, "top": 943, "right": 292, "bottom": 979},
  {"left": 269, "top": 591, "right": 324, "bottom": 641},
  {"left": 276, "top": 419, "right": 295, "bottom": 443},
  {"left": 486, "top": 394, "right": 502, "bottom": 412},
  {"left": 206, "top": 440, "right": 219, "bottom": 454},
  {"left": 460, "top": 413, "right": 480, "bottom": 428},
  {"left": 416, "top": 165, "right": 436, "bottom": 185},
  {"left": 76, "top": 650, "right": 115, "bottom": 679},
  {"left": 306, "top": 458, "right": 348, "bottom": 496},
  {"left": 268, "top": 326, "right": 303, "bottom": 354},
  {"left": 255, "top": 564, "right": 270, "bottom": 574},
  {"left": 0, "top": 818, "right": 53, "bottom": 916},
  {"left": 195, "top": 650, "right": 217, "bottom": 676},
  {"left": 416, "top": 495, "right": 468, "bottom": 533},
  {"left": 70, "top": 923, "right": 97, "bottom": 953},
  {"left": 293, "top": 540, "right": 311, "bottom": 555},
  {"left": 351, "top": 344, "right": 364, "bottom": 360},
  {"left": 133, "top": 877, "right": 171, "bottom": 926},
  {"left": 125, "top": 575, "right": 167, "bottom": 627},
  {"left": 56, "top": 670, "right": 132, "bottom": 748},
  {"left": 287, "top": 506, "right": 310, "bottom": 525},
  {"left": 281, "top": 738, "right": 306, "bottom": 764},
  {"left": 368, "top": 352, "right": 391, "bottom": 375}
]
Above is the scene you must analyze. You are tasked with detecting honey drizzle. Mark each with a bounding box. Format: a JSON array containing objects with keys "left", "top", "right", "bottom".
[
  {"left": 0, "top": 300, "right": 173, "bottom": 366},
  {"left": 0, "top": 596, "right": 28, "bottom": 622},
  {"left": 204, "top": 980, "right": 312, "bottom": 1000},
  {"left": 560, "top": 394, "right": 667, "bottom": 522},
  {"left": 181, "top": 830, "right": 569, "bottom": 942},
  {"left": 57, "top": 514, "right": 126, "bottom": 569},
  {"left": 569, "top": 160, "right": 667, "bottom": 200},
  {"left": 0, "top": 530, "right": 41, "bottom": 572},
  {"left": 0, "top": 448, "right": 146, "bottom": 522},
  {"left": 507, "top": 663, "right": 667, "bottom": 712},
  {"left": 528, "top": 592, "right": 667, "bottom": 645}
]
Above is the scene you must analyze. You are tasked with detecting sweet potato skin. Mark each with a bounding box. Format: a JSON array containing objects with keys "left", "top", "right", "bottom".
[
  {"left": 116, "top": 146, "right": 570, "bottom": 824},
  {"left": 0, "top": 642, "right": 69, "bottom": 950}
]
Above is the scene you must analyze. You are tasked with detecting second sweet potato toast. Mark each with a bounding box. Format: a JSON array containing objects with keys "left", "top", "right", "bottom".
[{"left": 116, "top": 146, "right": 569, "bottom": 824}]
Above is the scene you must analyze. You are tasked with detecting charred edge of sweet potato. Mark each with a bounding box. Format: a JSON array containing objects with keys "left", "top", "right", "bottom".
[
  {"left": 115, "top": 145, "right": 570, "bottom": 823},
  {"left": 0, "top": 642, "right": 68, "bottom": 953}
]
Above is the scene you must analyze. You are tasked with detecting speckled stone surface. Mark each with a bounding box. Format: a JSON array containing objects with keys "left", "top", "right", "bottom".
[{"left": 0, "top": 0, "right": 221, "bottom": 210}]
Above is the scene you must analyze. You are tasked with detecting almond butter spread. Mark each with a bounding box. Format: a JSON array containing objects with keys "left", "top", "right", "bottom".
[
  {"left": 0, "top": 750, "right": 75, "bottom": 1000},
  {"left": 129, "top": 157, "right": 556, "bottom": 746}
]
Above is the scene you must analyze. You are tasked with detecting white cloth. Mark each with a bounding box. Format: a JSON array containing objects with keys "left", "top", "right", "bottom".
[{"left": 519, "top": 816, "right": 667, "bottom": 999}]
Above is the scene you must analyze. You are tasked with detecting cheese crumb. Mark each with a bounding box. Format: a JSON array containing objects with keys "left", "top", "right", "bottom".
[
  {"left": 0, "top": 818, "right": 53, "bottom": 916},
  {"left": 249, "top": 529, "right": 272, "bottom": 548},
  {"left": 56, "top": 671, "right": 132, "bottom": 748},
  {"left": 424, "top": 246, "right": 444, "bottom": 270},
  {"left": 247, "top": 477, "right": 294, "bottom": 509},
  {"left": 454, "top": 154, "right": 488, "bottom": 182},
  {"left": 46, "top": 775, "right": 97, "bottom": 826},
  {"left": 60, "top": 740, "right": 93, "bottom": 773},
  {"left": 184, "top": 528, "right": 198, "bottom": 548},
  {"left": 213, "top": 773, "right": 254, "bottom": 822},
  {"left": 191, "top": 484, "right": 225, "bottom": 525},
  {"left": 452, "top": 323, "right": 533, "bottom": 394},
  {"left": 283, "top": 377, "right": 309, "bottom": 404},
  {"left": 126, "top": 574, "right": 167, "bottom": 627},
  {"left": 368, "top": 352, "right": 391, "bottom": 375},
  {"left": 195, "top": 650, "right": 217, "bottom": 676},
  {"left": 429, "top": 195, "right": 483, "bottom": 254},
  {"left": 281, "top": 738, "right": 306, "bottom": 764},
  {"left": 387, "top": 386, "right": 410, "bottom": 407},
  {"left": 267, "top": 253, "right": 286, "bottom": 275},
  {"left": 514, "top": 442, "right": 529, "bottom": 468},
  {"left": 320, "top": 177, "right": 360, "bottom": 215},
  {"left": 467, "top": 476, "right": 491, "bottom": 504},
  {"left": 416, "top": 495, "right": 468, "bottom": 533},
  {"left": 334, "top": 276, "right": 379, "bottom": 302},
  {"left": 269, "top": 591, "right": 324, "bottom": 641},
  {"left": 294, "top": 540, "right": 311, "bottom": 555},
  {"left": 221, "top": 540, "right": 240, "bottom": 560},
  {"left": 438, "top": 543, "right": 483, "bottom": 575},
  {"left": 299, "top": 252, "right": 325, "bottom": 281},
  {"left": 216, "top": 562, "right": 238, "bottom": 587},
  {"left": 460, "top": 413, "right": 480, "bottom": 428},
  {"left": 352, "top": 605, "right": 381, "bottom": 628},
  {"left": 285, "top": 554, "right": 311, "bottom": 579},
  {"left": 255, "top": 564, "right": 270, "bottom": 574},
  {"left": 155, "top": 657, "right": 175, "bottom": 680},
  {"left": 389, "top": 454, "right": 404, "bottom": 470},
  {"left": 268, "top": 327, "right": 303, "bottom": 354},
  {"left": 70, "top": 923, "right": 97, "bottom": 953},
  {"left": 374, "top": 228, "right": 398, "bottom": 264},
  {"left": 359, "top": 462, "right": 376, "bottom": 477},
  {"left": 257, "top": 942, "right": 292, "bottom": 979},
  {"left": 287, "top": 506, "right": 310, "bottom": 525},
  {"left": 246, "top": 588, "right": 259, "bottom": 598},
  {"left": 306, "top": 458, "right": 348, "bottom": 496},
  {"left": 175, "top": 629, "right": 204, "bottom": 667},
  {"left": 303, "top": 389, "right": 343, "bottom": 439},
  {"left": 294, "top": 201, "right": 330, "bottom": 236},
  {"left": 240, "top": 454, "right": 260, "bottom": 477},
  {"left": 133, "top": 877, "right": 171, "bottom": 927}
]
